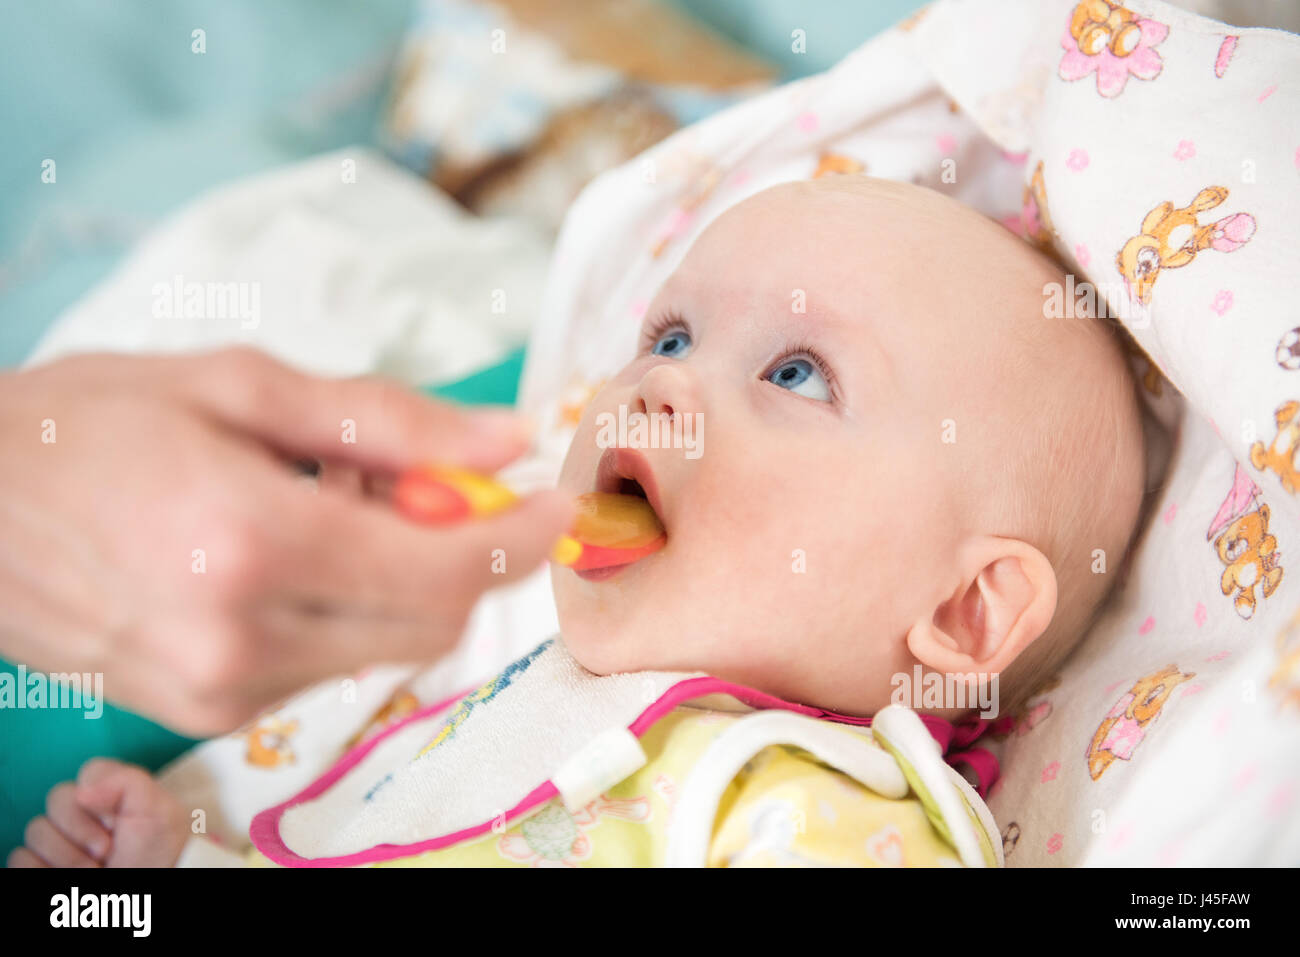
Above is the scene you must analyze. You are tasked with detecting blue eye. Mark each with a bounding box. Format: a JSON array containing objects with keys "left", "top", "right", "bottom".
[
  {"left": 651, "top": 329, "right": 692, "bottom": 358},
  {"left": 767, "top": 357, "right": 831, "bottom": 401}
]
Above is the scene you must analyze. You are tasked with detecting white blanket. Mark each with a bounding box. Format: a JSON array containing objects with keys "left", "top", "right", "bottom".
[
  {"left": 26, "top": 148, "right": 552, "bottom": 385},
  {"left": 515, "top": 0, "right": 1300, "bottom": 866}
]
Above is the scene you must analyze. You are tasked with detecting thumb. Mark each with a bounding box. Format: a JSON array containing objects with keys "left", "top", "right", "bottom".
[
  {"left": 73, "top": 759, "right": 138, "bottom": 816},
  {"left": 74, "top": 759, "right": 150, "bottom": 823}
]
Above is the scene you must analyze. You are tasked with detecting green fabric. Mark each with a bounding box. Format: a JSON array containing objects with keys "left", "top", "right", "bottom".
[
  {"left": 423, "top": 346, "right": 525, "bottom": 406},
  {"left": 0, "top": 346, "right": 525, "bottom": 857}
]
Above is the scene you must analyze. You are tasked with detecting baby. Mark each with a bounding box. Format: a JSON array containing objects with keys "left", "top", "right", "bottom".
[
  {"left": 12, "top": 176, "right": 1147, "bottom": 868},
  {"left": 555, "top": 175, "right": 1146, "bottom": 723}
]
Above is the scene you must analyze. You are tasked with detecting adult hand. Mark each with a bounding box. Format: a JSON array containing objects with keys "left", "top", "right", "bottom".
[{"left": 0, "top": 348, "right": 572, "bottom": 735}]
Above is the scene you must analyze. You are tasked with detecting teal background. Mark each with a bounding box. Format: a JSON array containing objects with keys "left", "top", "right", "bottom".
[{"left": 0, "top": 0, "right": 922, "bottom": 857}]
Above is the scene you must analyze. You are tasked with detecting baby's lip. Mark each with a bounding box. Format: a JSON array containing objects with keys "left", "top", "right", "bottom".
[{"left": 593, "top": 447, "right": 666, "bottom": 528}]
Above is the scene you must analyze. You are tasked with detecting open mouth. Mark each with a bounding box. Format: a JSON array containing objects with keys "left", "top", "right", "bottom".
[
  {"left": 573, "top": 448, "right": 667, "bottom": 583},
  {"left": 594, "top": 448, "right": 666, "bottom": 528},
  {"left": 616, "top": 476, "right": 648, "bottom": 500}
]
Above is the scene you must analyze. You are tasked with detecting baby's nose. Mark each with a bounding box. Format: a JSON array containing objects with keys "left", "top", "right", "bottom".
[{"left": 635, "top": 362, "right": 700, "bottom": 419}]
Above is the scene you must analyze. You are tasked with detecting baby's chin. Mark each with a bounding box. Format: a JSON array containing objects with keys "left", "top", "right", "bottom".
[
  {"left": 553, "top": 578, "right": 692, "bottom": 677},
  {"left": 555, "top": 613, "right": 644, "bottom": 677}
]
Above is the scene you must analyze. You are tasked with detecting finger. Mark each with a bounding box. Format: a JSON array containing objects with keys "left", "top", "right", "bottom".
[
  {"left": 74, "top": 758, "right": 143, "bottom": 822},
  {"left": 243, "top": 489, "right": 573, "bottom": 672},
  {"left": 89, "top": 619, "right": 277, "bottom": 737},
  {"left": 277, "top": 486, "right": 574, "bottom": 616},
  {"left": 23, "top": 817, "right": 102, "bottom": 868},
  {"left": 317, "top": 462, "right": 364, "bottom": 497},
  {"left": 46, "top": 782, "right": 113, "bottom": 862},
  {"left": 436, "top": 488, "right": 577, "bottom": 592},
  {"left": 177, "top": 348, "right": 535, "bottom": 474},
  {"left": 7, "top": 847, "right": 49, "bottom": 868}
]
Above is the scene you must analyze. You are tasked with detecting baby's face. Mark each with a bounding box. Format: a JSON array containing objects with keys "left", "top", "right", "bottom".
[{"left": 552, "top": 178, "right": 1051, "bottom": 715}]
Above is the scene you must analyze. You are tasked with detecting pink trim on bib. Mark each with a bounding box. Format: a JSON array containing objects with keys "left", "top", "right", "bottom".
[{"left": 250, "top": 674, "right": 998, "bottom": 866}]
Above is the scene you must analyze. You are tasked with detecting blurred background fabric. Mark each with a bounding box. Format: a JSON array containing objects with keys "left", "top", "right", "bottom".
[{"left": 0, "top": 0, "right": 928, "bottom": 367}]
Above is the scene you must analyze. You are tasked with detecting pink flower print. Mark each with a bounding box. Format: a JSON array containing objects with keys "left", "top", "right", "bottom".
[
  {"left": 1066, "top": 148, "right": 1090, "bottom": 171},
  {"left": 1194, "top": 603, "right": 1208, "bottom": 627},
  {"left": 1162, "top": 503, "right": 1177, "bottom": 524},
  {"left": 1294, "top": 146, "right": 1300, "bottom": 170},
  {"left": 1173, "top": 139, "right": 1196, "bottom": 161},
  {"left": 1041, "top": 761, "right": 1060, "bottom": 783},
  {"left": 936, "top": 132, "right": 957, "bottom": 154},
  {"left": 1138, "top": 616, "right": 1155, "bottom": 635},
  {"left": 1074, "top": 242, "right": 1091, "bottom": 267},
  {"left": 1059, "top": 2, "right": 1168, "bottom": 98},
  {"left": 1266, "top": 782, "right": 1296, "bottom": 817},
  {"left": 1210, "top": 289, "right": 1234, "bottom": 315},
  {"left": 1016, "top": 700, "right": 1052, "bottom": 736},
  {"left": 796, "top": 111, "right": 819, "bottom": 133},
  {"left": 1215, "top": 36, "right": 1238, "bottom": 77},
  {"left": 1046, "top": 833, "right": 1064, "bottom": 855},
  {"left": 1211, "top": 707, "right": 1231, "bottom": 736},
  {"left": 1258, "top": 85, "right": 1277, "bottom": 103},
  {"left": 1108, "top": 822, "right": 1134, "bottom": 851}
]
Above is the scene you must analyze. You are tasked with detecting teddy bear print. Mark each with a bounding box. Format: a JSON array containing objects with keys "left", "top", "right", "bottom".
[
  {"left": 346, "top": 689, "right": 420, "bottom": 750},
  {"left": 1059, "top": 1, "right": 1168, "bottom": 98},
  {"left": 1207, "top": 464, "right": 1283, "bottom": 620},
  {"left": 1214, "top": 508, "right": 1283, "bottom": 619},
  {"left": 1116, "top": 185, "right": 1255, "bottom": 305},
  {"left": 1250, "top": 400, "right": 1300, "bottom": 494},
  {"left": 241, "top": 715, "right": 299, "bottom": 768},
  {"left": 1086, "top": 665, "right": 1195, "bottom": 780},
  {"left": 812, "top": 152, "right": 865, "bottom": 178}
]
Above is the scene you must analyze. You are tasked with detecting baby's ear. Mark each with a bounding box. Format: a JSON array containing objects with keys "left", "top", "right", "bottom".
[{"left": 906, "top": 536, "right": 1057, "bottom": 680}]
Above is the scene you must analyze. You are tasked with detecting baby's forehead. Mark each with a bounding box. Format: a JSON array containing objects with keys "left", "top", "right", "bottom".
[
  {"left": 656, "top": 176, "right": 1072, "bottom": 384},
  {"left": 664, "top": 179, "right": 982, "bottom": 322}
]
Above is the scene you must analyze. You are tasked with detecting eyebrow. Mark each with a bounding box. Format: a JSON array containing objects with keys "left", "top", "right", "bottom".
[{"left": 795, "top": 300, "right": 896, "bottom": 394}]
